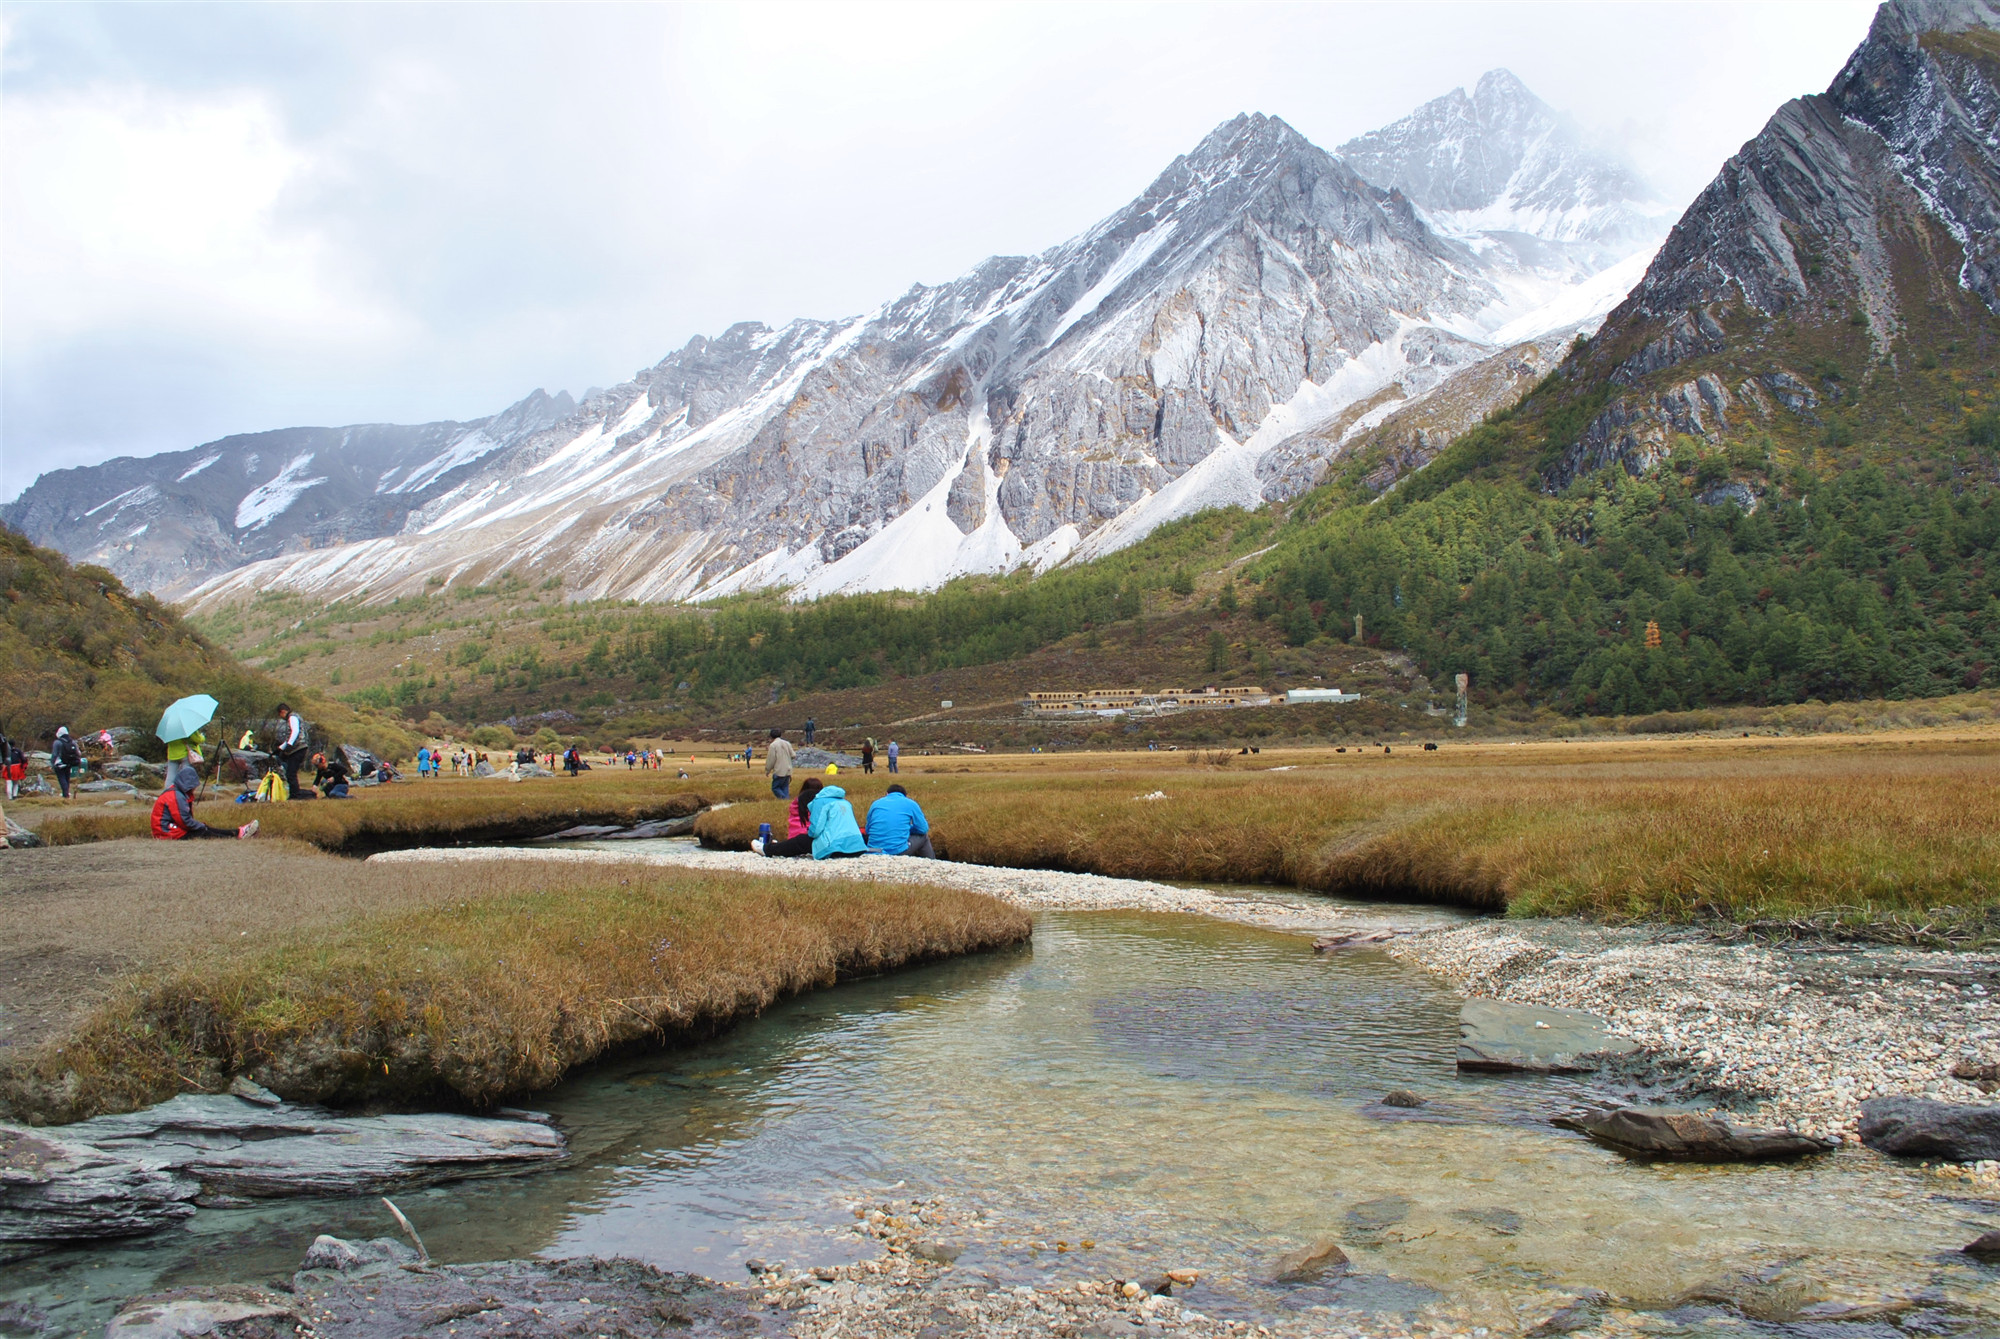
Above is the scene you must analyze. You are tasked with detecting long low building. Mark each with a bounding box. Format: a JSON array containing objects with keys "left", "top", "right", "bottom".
[{"left": 1025, "top": 685, "right": 1300, "bottom": 715}]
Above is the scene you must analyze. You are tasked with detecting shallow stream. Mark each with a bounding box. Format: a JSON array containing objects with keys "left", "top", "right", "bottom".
[{"left": 9, "top": 906, "right": 1999, "bottom": 1335}]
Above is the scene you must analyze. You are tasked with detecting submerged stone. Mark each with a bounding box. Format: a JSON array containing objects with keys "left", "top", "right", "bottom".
[
  {"left": 1273, "top": 1237, "right": 1349, "bottom": 1283},
  {"left": 1456, "top": 999, "right": 1639, "bottom": 1073},
  {"left": 1555, "top": 1105, "right": 1834, "bottom": 1161}
]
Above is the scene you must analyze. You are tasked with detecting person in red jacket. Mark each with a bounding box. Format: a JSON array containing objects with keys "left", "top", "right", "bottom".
[{"left": 151, "top": 765, "right": 259, "bottom": 840}]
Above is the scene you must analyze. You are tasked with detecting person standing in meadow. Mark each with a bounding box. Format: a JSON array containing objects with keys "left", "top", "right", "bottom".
[
  {"left": 765, "top": 729, "right": 795, "bottom": 799},
  {"left": 805, "top": 717, "right": 816, "bottom": 745},
  {"left": 886, "top": 738, "right": 899, "bottom": 774}
]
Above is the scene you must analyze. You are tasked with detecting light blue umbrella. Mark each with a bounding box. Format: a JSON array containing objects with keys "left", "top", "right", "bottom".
[{"left": 155, "top": 694, "right": 219, "bottom": 745}]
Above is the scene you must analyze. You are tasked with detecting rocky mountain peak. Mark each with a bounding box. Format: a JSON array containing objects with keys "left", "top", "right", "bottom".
[
  {"left": 1872, "top": 0, "right": 1998, "bottom": 38},
  {"left": 1337, "top": 69, "right": 1668, "bottom": 268}
]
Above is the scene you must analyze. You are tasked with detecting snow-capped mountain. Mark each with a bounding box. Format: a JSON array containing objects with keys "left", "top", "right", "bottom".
[
  {"left": 1339, "top": 69, "right": 1674, "bottom": 276},
  {"left": 7, "top": 73, "right": 1668, "bottom": 609}
]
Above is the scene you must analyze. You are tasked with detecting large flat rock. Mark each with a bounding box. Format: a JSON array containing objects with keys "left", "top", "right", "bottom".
[
  {"left": 1457, "top": 998, "right": 1639, "bottom": 1074},
  {"left": 1, "top": 1126, "right": 197, "bottom": 1259},
  {"left": 65, "top": 1094, "right": 567, "bottom": 1199},
  {"left": 3, "top": 1093, "right": 565, "bottom": 1255}
]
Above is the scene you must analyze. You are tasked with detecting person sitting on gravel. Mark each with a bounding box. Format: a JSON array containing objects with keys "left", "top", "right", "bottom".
[
  {"left": 864, "top": 784, "right": 934, "bottom": 858},
  {"left": 152, "top": 765, "right": 258, "bottom": 840},
  {"left": 761, "top": 778, "right": 822, "bottom": 858},
  {"left": 806, "top": 782, "right": 867, "bottom": 860}
]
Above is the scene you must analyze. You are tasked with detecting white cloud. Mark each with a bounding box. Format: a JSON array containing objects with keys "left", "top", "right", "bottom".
[{"left": 4, "top": 84, "right": 406, "bottom": 347}]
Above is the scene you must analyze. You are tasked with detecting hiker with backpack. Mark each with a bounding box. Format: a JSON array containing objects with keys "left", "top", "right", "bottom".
[{"left": 49, "top": 726, "right": 82, "bottom": 799}]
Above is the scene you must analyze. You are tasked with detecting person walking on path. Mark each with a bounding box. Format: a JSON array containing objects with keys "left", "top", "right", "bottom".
[
  {"left": 152, "top": 766, "right": 259, "bottom": 839},
  {"left": 886, "top": 738, "right": 899, "bottom": 774},
  {"left": 50, "top": 726, "right": 82, "bottom": 799},
  {"left": 765, "top": 729, "right": 795, "bottom": 800},
  {"left": 864, "top": 784, "right": 934, "bottom": 857},
  {"left": 274, "top": 704, "right": 309, "bottom": 798},
  {"left": 804, "top": 717, "right": 816, "bottom": 746}
]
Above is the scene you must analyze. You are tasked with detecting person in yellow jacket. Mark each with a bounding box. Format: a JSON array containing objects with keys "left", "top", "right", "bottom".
[{"left": 165, "top": 729, "right": 206, "bottom": 789}]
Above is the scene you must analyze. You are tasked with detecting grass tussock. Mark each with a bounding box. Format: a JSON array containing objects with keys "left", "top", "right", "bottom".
[
  {"left": 698, "top": 743, "right": 2000, "bottom": 929},
  {"left": 35, "top": 774, "right": 766, "bottom": 854},
  {"left": 9, "top": 859, "right": 1029, "bottom": 1124}
]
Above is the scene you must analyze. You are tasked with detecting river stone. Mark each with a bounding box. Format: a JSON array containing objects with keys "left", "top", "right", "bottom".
[
  {"left": 5, "top": 816, "right": 41, "bottom": 848},
  {"left": 599, "top": 814, "right": 701, "bottom": 840},
  {"left": 298, "top": 1234, "right": 420, "bottom": 1274},
  {"left": 1963, "top": 1231, "right": 2000, "bottom": 1261},
  {"left": 1380, "top": 1089, "right": 1426, "bottom": 1108},
  {"left": 0, "top": 1126, "right": 199, "bottom": 1256},
  {"left": 1342, "top": 1195, "right": 1409, "bottom": 1243},
  {"left": 57, "top": 1094, "right": 566, "bottom": 1199},
  {"left": 472, "top": 761, "right": 496, "bottom": 777},
  {"left": 1457, "top": 998, "right": 1639, "bottom": 1073},
  {"left": 1858, "top": 1096, "right": 2000, "bottom": 1162},
  {"left": 104, "top": 1286, "right": 300, "bottom": 1338},
  {"left": 1557, "top": 1106, "right": 1835, "bottom": 1161},
  {"left": 909, "top": 1239, "right": 962, "bottom": 1263},
  {"left": 225, "top": 1076, "right": 281, "bottom": 1107},
  {"left": 1273, "top": 1237, "right": 1349, "bottom": 1282}
]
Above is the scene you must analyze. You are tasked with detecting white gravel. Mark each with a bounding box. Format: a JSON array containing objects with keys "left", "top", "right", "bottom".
[
  {"left": 1386, "top": 922, "right": 2000, "bottom": 1141},
  {"left": 368, "top": 841, "right": 1460, "bottom": 937}
]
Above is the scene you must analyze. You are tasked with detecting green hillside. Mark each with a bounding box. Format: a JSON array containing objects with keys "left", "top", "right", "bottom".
[{"left": 0, "top": 527, "right": 417, "bottom": 759}]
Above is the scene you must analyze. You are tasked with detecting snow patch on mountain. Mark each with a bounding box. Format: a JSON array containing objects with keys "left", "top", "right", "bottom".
[
  {"left": 176, "top": 455, "right": 222, "bottom": 482},
  {"left": 235, "top": 454, "right": 328, "bottom": 530}
]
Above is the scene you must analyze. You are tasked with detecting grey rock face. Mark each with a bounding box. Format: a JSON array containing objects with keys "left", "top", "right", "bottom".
[
  {"left": 54, "top": 1093, "right": 566, "bottom": 1200},
  {"left": 0, "top": 1125, "right": 198, "bottom": 1257},
  {"left": 1547, "top": 0, "right": 2000, "bottom": 482},
  {"left": 1455, "top": 998, "right": 1640, "bottom": 1073},
  {"left": 1858, "top": 1094, "right": 2000, "bottom": 1160},
  {"left": 3, "top": 390, "right": 575, "bottom": 598}
]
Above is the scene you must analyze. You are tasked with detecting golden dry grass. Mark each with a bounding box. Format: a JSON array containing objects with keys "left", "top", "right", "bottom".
[
  {"left": 33, "top": 770, "right": 767, "bottom": 853},
  {"left": 698, "top": 738, "right": 2000, "bottom": 931},
  {"left": 4, "top": 849, "right": 1029, "bottom": 1124}
]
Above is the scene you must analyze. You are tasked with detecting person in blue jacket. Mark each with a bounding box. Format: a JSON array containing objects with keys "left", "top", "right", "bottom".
[
  {"left": 864, "top": 784, "right": 934, "bottom": 857},
  {"left": 807, "top": 783, "right": 868, "bottom": 859}
]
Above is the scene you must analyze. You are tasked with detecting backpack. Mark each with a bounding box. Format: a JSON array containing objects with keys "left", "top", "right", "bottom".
[
  {"left": 256, "top": 771, "right": 290, "bottom": 803},
  {"left": 57, "top": 736, "right": 82, "bottom": 769}
]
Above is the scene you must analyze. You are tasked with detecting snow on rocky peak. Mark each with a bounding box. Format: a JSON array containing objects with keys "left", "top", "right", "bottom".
[
  {"left": 20, "top": 78, "right": 1671, "bottom": 610},
  {"left": 1340, "top": 68, "right": 1676, "bottom": 273}
]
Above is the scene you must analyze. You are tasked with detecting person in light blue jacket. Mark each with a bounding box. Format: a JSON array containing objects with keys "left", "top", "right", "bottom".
[
  {"left": 864, "top": 785, "right": 933, "bottom": 857},
  {"left": 808, "top": 784, "right": 868, "bottom": 859}
]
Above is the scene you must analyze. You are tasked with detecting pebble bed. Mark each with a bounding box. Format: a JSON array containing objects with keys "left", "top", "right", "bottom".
[
  {"left": 369, "top": 843, "right": 1434, "bottom": 936},
  {"left": 1385, "top": 922, "right": 2000, "bottom": 1144}
]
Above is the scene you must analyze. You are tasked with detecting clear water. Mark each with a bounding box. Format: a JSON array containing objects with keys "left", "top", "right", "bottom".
[{"left": 9, "top": 910, "right": 1998, "bottom": 1336}]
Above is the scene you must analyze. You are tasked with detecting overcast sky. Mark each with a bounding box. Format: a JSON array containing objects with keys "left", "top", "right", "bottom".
[{"left": 1, "top": 1, "right": 1879, "bottom": 502}]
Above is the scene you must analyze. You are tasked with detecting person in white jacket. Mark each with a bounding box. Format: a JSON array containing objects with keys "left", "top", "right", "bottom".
[{"left": 274, "top": 704, "right": 309, "bottom": 798}]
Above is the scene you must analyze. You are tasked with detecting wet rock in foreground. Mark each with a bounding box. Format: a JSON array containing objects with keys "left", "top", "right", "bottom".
[
  {"left": 1858, "top": 1096, "right": 2000, "bottom": 1162},
  {"left": 1554, "top": 1105, "right": 1835, "bottom": 1161},
  {"left": 0, "top": 1127, "right": 197, "bottom": 1259},
  {"left": 60, "top": 1093, "right": 566, "bottom": 1200},
  {"left": 2, "top": 1093, "right": 563, "bottom": 1254},
  {"left": 106, "top": 1253, "right": 769, "bottom": 1339},
  {"left": 1456, "top": 998, "right": 1639, "bottom": 1074}
]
